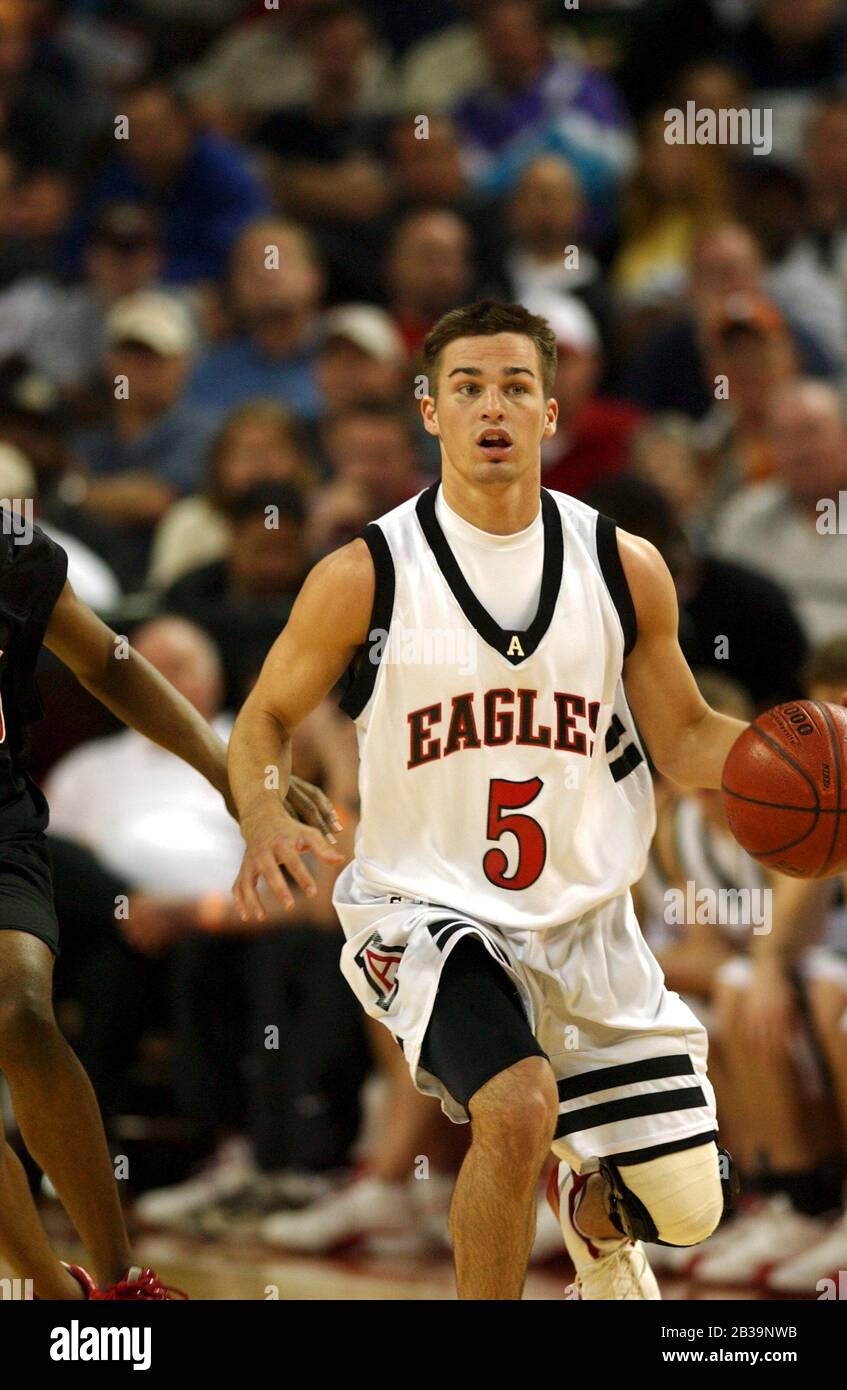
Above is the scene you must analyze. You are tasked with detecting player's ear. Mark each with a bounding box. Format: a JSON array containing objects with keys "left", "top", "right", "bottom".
[
  {"left": 542, "top": 396, "right": 558, "bottom": 439},
  {"left": 421, "top": 394, "right": 440, "bottom": 437}
]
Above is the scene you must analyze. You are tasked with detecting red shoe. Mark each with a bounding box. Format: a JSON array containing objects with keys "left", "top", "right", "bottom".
[
  {"left": 60, "top": 1263, "right": 97, "bottom": 1298},
  {"left": 90, "top": 1266, "right": 188, "bottom": 1300}
]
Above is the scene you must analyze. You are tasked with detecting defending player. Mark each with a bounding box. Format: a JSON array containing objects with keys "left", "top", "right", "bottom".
[
  {"left": 0, "top": 518, "right": 338, "bottom": 1300},
  {"left": 229, "top": 300, "right": 759, "bottom": 1300}
]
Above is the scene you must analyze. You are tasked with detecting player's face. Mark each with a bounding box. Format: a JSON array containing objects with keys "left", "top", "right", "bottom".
[{"left": 422, "top": 333, "right": 557, "bottom": 486}]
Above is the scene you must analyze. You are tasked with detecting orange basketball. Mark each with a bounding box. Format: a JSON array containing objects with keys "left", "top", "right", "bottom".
[{"left": 721, "top": 700, "right": 847, "bottom": 878}]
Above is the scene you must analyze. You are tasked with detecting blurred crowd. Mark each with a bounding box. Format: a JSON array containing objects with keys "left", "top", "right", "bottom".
[{"left": 2, "top": 0, "right": 847, "bottom": 1294}]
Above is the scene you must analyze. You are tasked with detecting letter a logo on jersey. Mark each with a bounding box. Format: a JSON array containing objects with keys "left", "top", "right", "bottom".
[
  {"left": 507, "top": 635, "right": 524, "bottom": 658},
  {"left": 354, "top": 931, "right": 405, "bottom": 1010}
]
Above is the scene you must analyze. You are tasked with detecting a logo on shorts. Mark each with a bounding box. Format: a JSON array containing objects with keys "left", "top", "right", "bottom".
[{"left": 354, "top": 932, "right": 405, "bottom": 1010}]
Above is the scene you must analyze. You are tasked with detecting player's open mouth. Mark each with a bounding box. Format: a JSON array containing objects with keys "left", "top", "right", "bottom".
[{"left": 476, "top": 429, "right": 514, "bottom": 459}]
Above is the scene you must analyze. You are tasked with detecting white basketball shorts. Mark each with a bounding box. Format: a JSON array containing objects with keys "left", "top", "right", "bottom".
[{"left": 334, "top": 866, "right": 718, "bottom": 1175}]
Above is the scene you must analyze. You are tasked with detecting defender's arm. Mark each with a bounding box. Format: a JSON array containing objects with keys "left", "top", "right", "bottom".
[{"left": 44, "top": 579, "right": 230, "bottom": 806}]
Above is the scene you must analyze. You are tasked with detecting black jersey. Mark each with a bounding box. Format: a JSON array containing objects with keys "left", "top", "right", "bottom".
[{"left": 0, "top": 517, "right": 68, "bottom": 837}]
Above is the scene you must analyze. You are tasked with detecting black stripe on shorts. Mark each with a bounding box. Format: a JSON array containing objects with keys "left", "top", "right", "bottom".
[
  {"left": 555, "top": 1085, "right": 707, "bottom": 1140},
  {"left": 557, "top": 1053, "right": 696, "bottom": 1103}
]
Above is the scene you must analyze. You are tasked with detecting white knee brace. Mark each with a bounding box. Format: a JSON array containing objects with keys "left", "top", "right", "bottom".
[{"left": 604, "top": 1141, "right": 726, "bottom": 1247}]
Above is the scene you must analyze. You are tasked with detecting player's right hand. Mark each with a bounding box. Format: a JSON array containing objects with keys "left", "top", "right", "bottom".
[{"left": 232, "top": 814, "right": 346, "bottom": 922}]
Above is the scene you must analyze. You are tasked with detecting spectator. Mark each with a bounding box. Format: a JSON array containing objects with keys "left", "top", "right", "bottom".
[
  {"left": 384, "top": 113, "right": 503, "bottom": 288},
  {"left": 0, "top": 139, "right": 71, "bottom": 285},
  {"left": 587, "top": 475, "right": 808, "bottom": 709},
  {"left": 63, "top": 81, "right": 269, "bottom": 285},
  {"left": 490, "top": 154, "right": 611, "bottom": 351},
  {"left": 315, "top": 304, "right": 407, "bottom": 415},
  {"left": 0, "top": 355, "right": 131, "bottom": 583},
  {"left": 0, "top": 443, "right": 120, "bottom": 613},
  {"left": 43, "top": 618, "right": 242, "bottom": 1127},
  {"left": 623, "top": 221, "right": 837, "bottom": 418},
  {"left": 452, "top": 0, "right": 634, "bottom": 228},
  {"left": 612, "top": 107, "right": 729, "bottom": 319},
  {"left": 188, "top": 218, "right": 324, "bottom": 421},
  {"left": 695, "top": 295, "right": 798, "bottom": 521},
  {"left": 250, "top": 3, "right": 392, "bottom": 301},
  {"left": 148, "top": 399, "right": 314, "bottom": 592},
  {"left": 629, "top": 414, "right": 709, "bottom": 538},
  {"left": 163, "top": 481, "right": 310, "bottom": 706},
  {"left": 398, "top": 0, "right": 590, "bottom": 115},
  {"left": 533, "top": 295, "right": 645, "bottom": 500},
  {"left": 733, "top": 160, "right": 847, "bottom": 363},
  {"left": 71, "top": 290, "right": 214, "bottom": 587},
  {"left": 723, "top": 0, "right": 847, "bottom": 164},
  {"left": 712, "top": 379, "right": 847, "bottom": 644},
  {"left": 385, "top": 209, "right": 474, "bottom": 356},
  {"left": 804, "top": 94, "right": 847, "bottom": 294},
  {"left": 130, "top": 693, "right": 369, "bottom": 1238},
  {"left": 0, "top": 0, "right": 86, "bottom": 177},
  {"left": 30, "top": 202, "right": 171, "bottom": 411},
  {"left": 309, "top": 401, "right": 423, "bottom": 556},
  {"left": 186, "top": 0, "right": 394, "bottom": 127},
  {"left": 253, "top": 3, "right": 390, "bottom": 228}
]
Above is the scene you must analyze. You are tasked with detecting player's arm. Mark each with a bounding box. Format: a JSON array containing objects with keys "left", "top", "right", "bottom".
[
  {"left": 44, "top": 578, "right": 231, "bottom": 805},
  {"left": 228, "top": 539, "right": 374, "bottom": 922},
  {"left": 618, "top": 532, "right": 747, "bottom": 790}
]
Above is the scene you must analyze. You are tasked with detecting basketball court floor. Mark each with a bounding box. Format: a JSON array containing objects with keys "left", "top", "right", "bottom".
[{"left": 0, "top": 1215, "right": 787, "bottom": 1300}]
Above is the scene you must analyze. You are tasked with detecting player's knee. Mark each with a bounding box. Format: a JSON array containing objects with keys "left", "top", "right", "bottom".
[
  {"left": 613, "top": 1142, "right": 724, "bottom": 1247},
  {"left": 471, "top": 1056, "right": 558, "bottom": 1162},
  {"left": 0, "top": 986, "right": 57, "bottom": 1067}
]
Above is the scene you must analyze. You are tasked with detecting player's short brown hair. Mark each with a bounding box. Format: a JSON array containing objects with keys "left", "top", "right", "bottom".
[{"left": 422, "top": 299, "right": 558, "bottom": 399}]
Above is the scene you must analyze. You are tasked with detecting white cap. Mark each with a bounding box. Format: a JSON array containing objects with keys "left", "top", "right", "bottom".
[
  {"left": 320, "top": 304, "right": 405, "bottom": 363},
  {"left": 0, "top": 443, "right": 36, "bottom": 497},
  {"left": 524, "top": 291, "right": 600, "bottom": 354},
  {"left": 107, "top": 291, "right": 197, "bottom": 357}
]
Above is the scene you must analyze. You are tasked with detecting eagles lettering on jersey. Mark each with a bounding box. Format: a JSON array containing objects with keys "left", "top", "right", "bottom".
[
  {"left": 337, "top": 482, "right": 656, "bottom": 933},
  {"left": 407, "top": 688, "right": 600, "bottom": 767}
]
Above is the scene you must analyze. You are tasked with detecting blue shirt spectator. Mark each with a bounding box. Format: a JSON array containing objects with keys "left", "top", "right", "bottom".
[
  {"left": 188, "top": 338, "right": 322, "bottom": 422},
  {"left": 187, "top": 218, "right": 326, "bottom": 422},
  {"left": 63, "top": 84, "right": 269, "bottom": 284},
  {"left": 452, "top": 1, "right": 634, "bottom": 228}
]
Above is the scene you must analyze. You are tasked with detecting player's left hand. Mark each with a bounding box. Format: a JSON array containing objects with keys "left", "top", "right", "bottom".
[{"left": 233, "top": 809, "right": 346, "bottom": 922}]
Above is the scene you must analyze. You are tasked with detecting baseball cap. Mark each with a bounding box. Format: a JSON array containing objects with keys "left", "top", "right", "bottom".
[
  {"left": 106, "top": 291, "right": 197, "bottom": 357},
  {"left": 524, "top": 292, "right": 600, "bottom": 354},
  {"left": 319, "top": 304, "right": 405, "bottom": 363}
]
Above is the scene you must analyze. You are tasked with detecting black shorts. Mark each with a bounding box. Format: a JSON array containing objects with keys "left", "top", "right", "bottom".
[
  {"left": 419, "top": 935, "right": 546, "bottom": 1110},
  {"left": 0, "top": 833, "right": 59, "bottom": 955}
]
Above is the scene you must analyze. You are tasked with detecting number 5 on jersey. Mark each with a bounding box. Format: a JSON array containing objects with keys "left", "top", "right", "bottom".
[{"left": 483, "top": 777, "right": 547, "bottom": 890}]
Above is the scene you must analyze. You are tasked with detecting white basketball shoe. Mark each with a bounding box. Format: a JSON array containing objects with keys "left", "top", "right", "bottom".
[{"left": 547, "top": 1163, "right": 661, "bottom": 1300}]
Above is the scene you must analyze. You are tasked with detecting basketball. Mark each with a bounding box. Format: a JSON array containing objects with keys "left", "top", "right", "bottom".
[{"left": 721, "top": 700, "right": 847, "bottom": 878}]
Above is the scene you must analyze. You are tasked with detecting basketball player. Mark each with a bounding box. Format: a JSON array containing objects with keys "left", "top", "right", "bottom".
[
  {"left": 0, "top": 516, "right": 337, "bottom": 1300},
  {"left": 229, "top": 299, "right": 762, "bottom": 1300}
]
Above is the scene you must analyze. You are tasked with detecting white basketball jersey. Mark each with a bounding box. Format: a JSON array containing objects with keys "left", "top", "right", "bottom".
[{"left": 333, "top": 482, "right": 656, "bottom": 932}]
